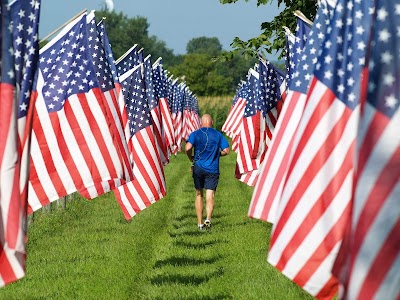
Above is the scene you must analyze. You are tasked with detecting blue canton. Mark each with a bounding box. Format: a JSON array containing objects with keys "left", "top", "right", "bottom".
[
  {"left": 39, "top": 15, "right": 98, "bottom": 113},
  {"left": 313, "top": 0, "right": 373, "bottom": 110}
]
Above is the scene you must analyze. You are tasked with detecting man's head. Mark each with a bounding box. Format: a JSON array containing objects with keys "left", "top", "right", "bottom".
[{"left": 201, "top": 114, "right": 213, "bottom": 128}]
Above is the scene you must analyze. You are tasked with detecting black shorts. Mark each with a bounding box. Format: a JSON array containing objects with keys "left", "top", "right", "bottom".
[{"left": 192, "top": 164, "right": 219, "bottom": 190}]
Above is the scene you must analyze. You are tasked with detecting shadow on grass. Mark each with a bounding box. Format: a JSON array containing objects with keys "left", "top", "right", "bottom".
[
  {"left": 172, "top": 220, "right": 194, "bottom": 229},
  {"left": 175, "top": 213, "right": 195, "bottom": 222},
  {"left": 150, "top": 267, "right": 224, "bottom": 286},
  {"left": 174, "top": 239, "right": 225, "bottom": 250},
  {"left": 153, "top": 255, "right": 221, "bottom": 268},
  {"left": 185, "top": 295, "right": 233, "bottom": 300},
  {"left": 169, "top": 230, "right": 212, "bottom": 238}
]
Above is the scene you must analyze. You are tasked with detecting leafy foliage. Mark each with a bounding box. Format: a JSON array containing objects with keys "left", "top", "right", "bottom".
[
  {"left": 94, "top": 9, "right": 176, "bottom": 67},
  {"left": 218, "top": 0, "right": 318, "bottom": 60},
  {"left": 186, "top": 37, "right": 223, "bottom": 56}
]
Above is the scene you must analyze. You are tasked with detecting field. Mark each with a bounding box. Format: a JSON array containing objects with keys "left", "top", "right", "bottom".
[
  {"left": 1, "top": 147, "right": 313, "bottom": 300},
  {"left": 1, "top": 97, "right": 314, "bottom": 299}
]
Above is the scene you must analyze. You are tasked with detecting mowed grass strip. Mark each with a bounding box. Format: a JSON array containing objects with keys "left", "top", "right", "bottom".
[{"left": 1, "top": 150, "right": 313, "bottom": 300}]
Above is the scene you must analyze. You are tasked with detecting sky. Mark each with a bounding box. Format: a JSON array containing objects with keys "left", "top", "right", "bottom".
[{"left": 39, "top": 0, "right": 283, "bottom": 60}]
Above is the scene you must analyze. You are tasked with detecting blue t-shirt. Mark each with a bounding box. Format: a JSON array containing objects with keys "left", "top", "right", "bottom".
[{"left": 187, "top": 127, "right": 229, "bottom": 174}]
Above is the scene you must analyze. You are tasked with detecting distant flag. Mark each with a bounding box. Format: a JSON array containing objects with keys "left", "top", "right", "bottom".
[
  {"left": 260, "top": 60, "right": 286, "bottom": 148},
  {"left": 267, "top": 0, "right": 374, "bottom": 298},
  {"left": 152, "top": 58, "right": 176, "bottom": 158},
  {"left": 0, "top": 0, "right": 40, "bottom": 287},
  {"left": 235, "top": 59, "right": 286, "bottom": 187},
  {"left": 234, "top": 67, "right": 264, "bottom": 186},
  {"left": 144, "top": 55, "right": 169, "bottom": 165},
  {"left": 222, "top": 81, "right": 246, "bottom": 137},
  {"left": 27, "top": 13, "right": 128, "bottom": 211},
  {"left": 333, "top": 0, "right": 400, "bottom": 298},
  {"left": 170, "top": 80, "right": 184, "bottom": 152},
  {"left": 249, "top": 1, "right": 335, "bottom": 223},
  {"left": 113, "top": 65, "right": 166, "bottom": 220}
]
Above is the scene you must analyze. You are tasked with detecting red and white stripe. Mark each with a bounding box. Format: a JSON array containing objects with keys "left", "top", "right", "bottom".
[
  {"left": 159, "top": 97, "right": 175, "bottom": 158},
  {"left": 235, "top": 111, "right": 267, "bottom": 186},
  {"left": 267, "top": 78, "right": 360, "bottom": 299},
  {"left": 114, "top": 125, "right": 166, "bottom": 220},
  {"left": 28, "top": 71, "right": 128, "bottom": 212},
  {"left": 150, "top": 103, "right": 169, "bottom": 165},
  {"left": 333, "top": 103, "right": 400, "bottom": 300},
  {"left": 0, "top": 83, "right": 26, "bottom": 286},
  {"left": 222, "top": 97, "right": 247, "bottom": 138},
  {"left": 172, "top": 110, "right": 183, "bottom": 153},
  {"left": 249, "top": 89, "right": 307, "bottom": 222}
]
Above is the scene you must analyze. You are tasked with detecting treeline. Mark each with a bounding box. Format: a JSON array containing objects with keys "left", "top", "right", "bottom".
[{"left": 94, "top": 9, "right": 257, "bottom": 96}]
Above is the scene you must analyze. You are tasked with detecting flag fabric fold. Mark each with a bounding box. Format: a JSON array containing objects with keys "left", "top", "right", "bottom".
[
  {"left": 267, "top": 0, "right": 374, "bottom": 298},
  {"left": 332, "top": 0, "right": 400, "bottom": 298},
  {"left": 0, "top": 0, "right": 40, "bottom": 287},
  {"left": 113, "top": 64, "right": 166, "bottom": 221},
  {"left": 249, "top": 2, "right": 334, "bottom": 223},
  {"left": 27, "top": 12, "right": 129, "bottom": 212}
]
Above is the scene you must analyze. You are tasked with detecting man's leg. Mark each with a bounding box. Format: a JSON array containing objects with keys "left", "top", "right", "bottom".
[
  {"left": 205, "top": 189, "right": 215, "bottom": 221},
  {"left": 195, "top": 189, "right": 203, "bottom": 225}
]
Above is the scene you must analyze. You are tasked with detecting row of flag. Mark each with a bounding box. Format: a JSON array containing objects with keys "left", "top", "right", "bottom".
[
  {"left": 0, "top": 1, "right": 200, "bottom": 287},
  {"left": 223, "top": 0, "right": 399, "bottom": 299}
]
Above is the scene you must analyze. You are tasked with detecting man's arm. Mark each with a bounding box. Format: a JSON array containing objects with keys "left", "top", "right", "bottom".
[
  {"left": 220, "top": 147, "right": 230, "bottom": 157},
  {"left": 185, "top": 142, "right": 194, "bottom": 162}
]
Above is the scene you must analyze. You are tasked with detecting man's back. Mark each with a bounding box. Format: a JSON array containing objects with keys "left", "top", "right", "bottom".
[{"left": 188, "top": 127, "right": 228, "bottom": 173}]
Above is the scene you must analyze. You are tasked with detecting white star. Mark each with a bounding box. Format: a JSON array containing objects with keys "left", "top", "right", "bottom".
[
  {"left": 20, "top": 102, "right": 28, "bottom": 111},
  {"left": 381, "top": 51, "right": 393, "bottom": 64},
  {"left": 377, "top": 8, "right": 388, "bottom": 21},
  {"left": 383, "top": 74, "right": 395, "bottom": 86},
  {"left": 385, "top": 94, "right": 397, "bottom": 109},
  {"left": 378, "top": 29, "right": 391, "bottom": 43}
]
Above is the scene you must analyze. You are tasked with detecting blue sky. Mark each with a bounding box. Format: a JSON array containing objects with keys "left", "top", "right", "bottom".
[{"left": 39, "top": 0, "right": 282, "bottom": 60}]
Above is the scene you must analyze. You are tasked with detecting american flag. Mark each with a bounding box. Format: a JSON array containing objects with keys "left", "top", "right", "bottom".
[
  {"left": 235, "top": 59, "right": 286, "bottom": 187},
  {"left": 152, "top": 58, "right": 176, "bottom": 159},
  {"left": 284, "top": 26, "right": 295, "bottom": 85},
  {"left": 170, "top": 80, "right": 184, "bottom": 152},
  {"left": 113, "top": 64, "right": 166, "bottom": 220},
  {"left": 144, "top": 55, "right": 169, "bottom": 165},
  {"left": 234, "top": 67, "right": 264, "bottom": 186},
  {"left": 221, "top": 81, "right": 247, "bottom": 138},
  {"left": 285, "top": 16, "right": 312, "bottom": 86},
  {"left": 85, "top": 12, "right": 133, "bottom": 195},
  {"left": 267, "top": 0, "right": 374, "bottom": 298},
  {"left": 116, "top": 44, "right": 139, "bottom": 76},
  {"left": 97, "top": 18, "right": 119, "bottom": 94},
  {"left": 229, "top": 79, "right": 251, "bottom": 153},
  {"left": 261, "top": 60, "right": 286, "bottom": 148},
  {"left": 249, "top": 0, "right": 336, "bottom": 223},
  {"left": 27, "top": 13, "right": 128, "bottom": 211},
  {"left": 333, "top": 0, "right": 400, "bottom": 298},
  {"left": 0, "top": 0, "right": 40, "bottom": 287},
  {"left": 182, "top": 89, "right": 200, "bottom": 141}
]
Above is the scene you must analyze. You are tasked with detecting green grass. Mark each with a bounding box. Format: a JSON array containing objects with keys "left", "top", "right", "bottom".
[{"left": 1, "top": 151, "right": 314, "bottom": 300}]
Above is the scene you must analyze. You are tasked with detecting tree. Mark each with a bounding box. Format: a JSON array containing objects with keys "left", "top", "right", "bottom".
[
  {"left": 169, "top": 53, "right": 232, "bottom": 96},
  {"left": 186, "top": 37, "right": 223, "bottom": 57},
  {"left": 94, "top": 9, "right": 176, "bottom": 66},
  {"left": 219, "top": 0, "right": 318, "bottom": 60}
]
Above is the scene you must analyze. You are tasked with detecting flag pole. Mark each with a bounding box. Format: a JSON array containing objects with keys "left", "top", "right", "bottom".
[
  {"left": 39, "top": 9, "right": 87, "bottom": 44},
  {"left": 294, "top": 10, "right": 313, "bottom": 26},
  {"left": 115, "top": 44, "right": 138, "bottom": 64},
  {"left": 152, "top": 57, "right": 162, "bottom": 68},
  {"left": 144, "top": 54, "right": 151, "bottom": 62},
  {"left": 283, "top": 26, "right": 295, "bottom": 38}
]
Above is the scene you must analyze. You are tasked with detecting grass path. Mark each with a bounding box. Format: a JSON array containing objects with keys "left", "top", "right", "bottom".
[{"left": 1, "top": 151, "right": 313, "bottom": 300}]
